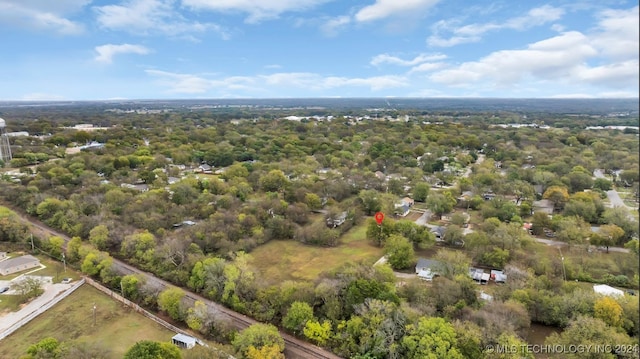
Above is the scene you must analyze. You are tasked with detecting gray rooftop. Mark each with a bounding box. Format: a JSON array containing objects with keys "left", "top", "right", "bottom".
[{"left": 0, "top": 255, "right": 40, "bottom": 271}]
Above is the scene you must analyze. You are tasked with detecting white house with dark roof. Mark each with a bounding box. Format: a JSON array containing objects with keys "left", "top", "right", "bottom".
[
  {"left": 415, "top": 258, "right": 444, "bottom": 281},
  {"left": 0, "top": 255, "right": 41, "bottom": 276}
]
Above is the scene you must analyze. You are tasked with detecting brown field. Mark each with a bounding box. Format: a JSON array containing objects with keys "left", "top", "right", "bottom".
[{"left": 249, "top": 224, "right": 384, "bottom": 284}]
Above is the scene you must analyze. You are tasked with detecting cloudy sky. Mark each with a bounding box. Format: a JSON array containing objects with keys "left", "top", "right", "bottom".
[{"left": 0, "top": 0, "right": 637, "bottom": 100}]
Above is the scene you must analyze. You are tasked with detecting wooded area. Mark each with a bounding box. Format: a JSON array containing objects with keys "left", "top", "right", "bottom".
[{"left": 1, "top": 101, "right": 638, "bottom": 359}]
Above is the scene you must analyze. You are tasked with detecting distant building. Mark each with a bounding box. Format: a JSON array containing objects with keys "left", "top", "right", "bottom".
[{"left": 0, "top": 255, "right": 41, "bottom": 276}]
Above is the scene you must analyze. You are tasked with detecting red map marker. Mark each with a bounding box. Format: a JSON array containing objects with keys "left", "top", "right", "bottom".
[{"left": 374, "top": 212, "right": 384, "bottom": 225}]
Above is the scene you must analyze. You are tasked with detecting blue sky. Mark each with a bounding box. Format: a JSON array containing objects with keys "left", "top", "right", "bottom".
[{"left": 0, "top": 0, "right": 638, "bottom": 100}]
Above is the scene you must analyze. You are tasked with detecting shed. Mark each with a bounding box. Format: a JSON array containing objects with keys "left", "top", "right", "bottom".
[
  {"left": 490, "top": 270, "right": 507, "bottom": 283},
  {"left": 469, "top": 267, "right": 490, "bottom": 284},
  {"left": 0, "top": 255, "right": 41, "bottom": 276},
  {"left": 172, "top": 333, "right": 197, "bottom": 349},
  {"left": 593, "top": 284, "right": 624, "bottom": 297}
]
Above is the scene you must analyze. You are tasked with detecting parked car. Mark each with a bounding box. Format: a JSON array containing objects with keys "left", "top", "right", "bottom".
[
  {"left": 61, "top": 278, "right": 72, "bottom": 284},
  {"left": 0, "top": 286, "right": 9, "bottom": 294}
]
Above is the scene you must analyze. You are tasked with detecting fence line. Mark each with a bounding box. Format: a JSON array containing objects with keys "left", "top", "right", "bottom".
[
  {"left": 82, "top": 277, "right": 234, "bottom": 358},
  {"left": 0, "top": 278, "right": 85, "bottom": 341}
]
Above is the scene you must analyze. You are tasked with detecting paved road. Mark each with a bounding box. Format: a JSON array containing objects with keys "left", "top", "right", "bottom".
[
  {"left": 0, "top": 282, "right": 74, "bottom": 334},
  {"left": 3, "top": 203, "right": 341, "bottom": 359},
  {"left": 593, "top": 169, "right": 636, "bottom": 222},
  {"left": 462, "top": 154, "right": 485, "bottom": 178}
]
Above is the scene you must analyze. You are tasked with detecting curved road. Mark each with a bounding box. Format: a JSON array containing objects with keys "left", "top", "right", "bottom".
[{"left": 3, "top": 203, "right": 340, "bottom": 359}]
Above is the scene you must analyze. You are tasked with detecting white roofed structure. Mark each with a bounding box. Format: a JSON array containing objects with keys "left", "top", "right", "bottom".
[
  {"left": 593, "top": 284, "right": 624, "bottom": 297},
  {"left": 172, "top": 333, "right": 197, "bottom": 349}
]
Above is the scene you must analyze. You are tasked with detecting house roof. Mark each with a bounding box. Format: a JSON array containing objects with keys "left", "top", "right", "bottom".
[
  {"left": 416, "top": 258, "right": 443, "bottom": 271},
  {"left": 0, "top": 255, "right": 40, "bottom": 271}
]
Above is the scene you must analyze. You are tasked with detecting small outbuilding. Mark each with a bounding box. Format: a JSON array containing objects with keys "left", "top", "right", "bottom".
[
  {"left": 593, "top": 284, "right": 624, "bottom": 297},
  {"left": 172, "top": 333, "right": 197, "bottom": 349},
  {"left": 0, "top": 255, "right": 41, "bottom": 276}
]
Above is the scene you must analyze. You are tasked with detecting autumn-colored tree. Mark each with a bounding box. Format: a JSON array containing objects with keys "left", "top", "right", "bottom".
[
  {"left": 594, "top": 297, "right": 623, "bottom": 328},
  {"left": 542, "top": 185, "right": 569, "bottom": 211}
]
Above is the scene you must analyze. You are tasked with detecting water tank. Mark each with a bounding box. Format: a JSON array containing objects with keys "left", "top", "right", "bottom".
[{"left": 0, "top": 118, "right": 5, "bottom": 128}]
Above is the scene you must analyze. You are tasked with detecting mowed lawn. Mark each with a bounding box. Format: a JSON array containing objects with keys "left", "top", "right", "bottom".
[
  {"left": 0, "top": 285, "right": 176, "bottom": 359},
  {"left": 250, "top": 224, "right": 384, "bottom": 284}
]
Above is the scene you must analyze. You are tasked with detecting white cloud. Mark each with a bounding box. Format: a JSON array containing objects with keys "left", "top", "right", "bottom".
[
  {"left": 95, "top": 44, "right": 151, "bottom": 64},
  {"left": 321, "top": 16, "right": 350, "bottom": 36},
  {"left": 428, "top": 5, "right": 565, "bottom": 47},
  {"left": 0, "top": 0, "right": 87, "bottom": 35},
  {"left": 94, "top": 0, "right": 229, "bottom": 38},
  {"left": 146, "top": 69, "right": 407, "bottom": 94},
  {"left": 429, "top": 28, "right": 638, "bottom": 93},
  {"left": 408, "top": 62, "right": 446, "bottom": 74},
  {"left": 371, "top": 53, "right": 446, "bottom": 67},
  {"left": 182, "top": 0, "right": 332, "bottom": 23},
  {"left": 590, "top": 6, "right": 639, "bottom": 60},
  {"left": 355, "top": 0, "right": 440, "bottom": 23}
]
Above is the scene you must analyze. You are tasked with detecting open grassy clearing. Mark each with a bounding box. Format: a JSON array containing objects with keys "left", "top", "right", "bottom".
[
  {"left": 0, "top": 294, "right": 22, "bottom": 312},
  {"left": 0, "top": 285, "right": 179, "bottom": 359},
  {"left": 249, "top": 223, "right": 384, "bottom": 284}
]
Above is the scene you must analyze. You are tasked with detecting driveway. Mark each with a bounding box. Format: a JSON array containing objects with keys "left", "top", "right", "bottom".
[{"left": 0, "top": 279, "right": 74, "bottom": 335}]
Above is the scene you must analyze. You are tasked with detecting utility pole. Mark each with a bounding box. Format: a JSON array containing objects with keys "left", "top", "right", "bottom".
[
  {"left": 30, "top": 234, "right": 34, "bottom": 251},
  {"left": 62, "top": 253, "right": 66, "bottom": 273},
  {"left": 93, "top": 303, "right": 97, "bottom": 326},
  {"left": 558, "top": 247, "right": 566, "bottom": 282}
]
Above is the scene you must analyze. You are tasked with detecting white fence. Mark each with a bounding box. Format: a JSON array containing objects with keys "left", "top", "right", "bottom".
[{"left": 0, "top": 278, "right": 85, "bottom": 341}]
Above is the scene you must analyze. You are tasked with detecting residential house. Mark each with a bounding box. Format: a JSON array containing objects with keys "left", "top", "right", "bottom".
[
  {"left": 533, "top": 199, "right": 555, "bottom": 215},
  {"left": 482, "top": 192, "right": 496, "bottom": 200},
  {"left": 167, "top": 176, "right": 180, "bottom": 185},
  {"left": 394, "top": 201, "right": 411, "bottom": 217},
  {"left": 401, "top": 197, "right": 414, "bottom": 207},
  {"left": 431, "top": 226, "right": 446, "bottom": 242},
  {"left": 415, "top": 258, "right": 444, "bottom": 281},
  {"left": 120, "top": 183, "right": 149, "bottom": 192},
  {"left": 0, "top": 255, "right": 41, "bottom": 276},
  {"left": 326, "top": 211, "right": 348, "bottom": 228},
  {"left": 198, "top": 164, "right": 213, "bottom": 174}
]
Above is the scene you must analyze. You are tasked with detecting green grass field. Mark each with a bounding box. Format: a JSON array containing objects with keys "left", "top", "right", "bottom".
[
  {"left": 0, "top": 285, "right": 178, "bottom": 359},
  {"left": 249, "top": 224, "right": 384, "bottom": 284}
]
